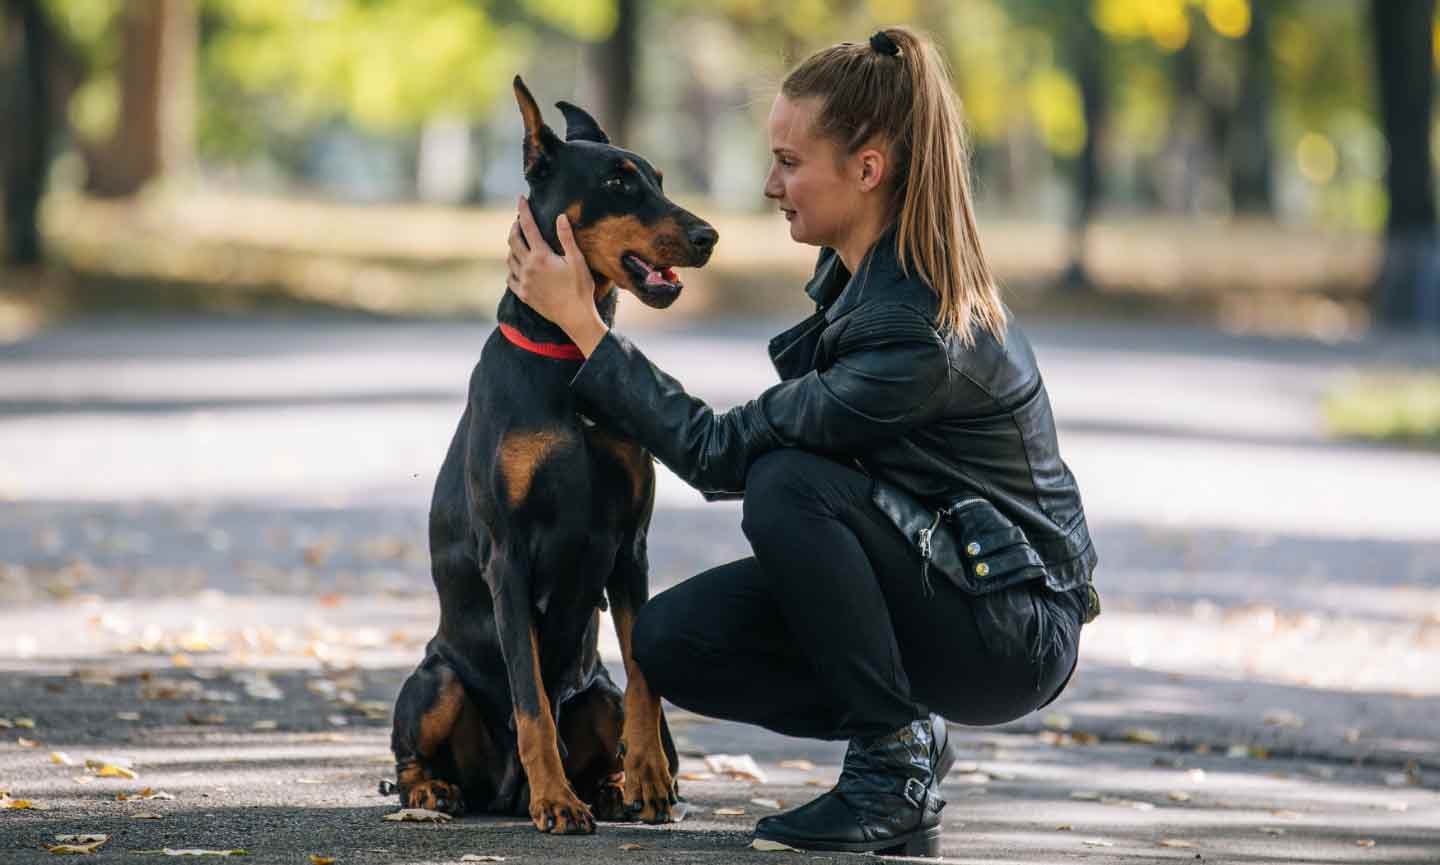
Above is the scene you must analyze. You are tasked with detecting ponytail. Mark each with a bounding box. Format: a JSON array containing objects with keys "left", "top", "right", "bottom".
[{"left": 782, "top": 26, "right": 1006, "bottom": 346}]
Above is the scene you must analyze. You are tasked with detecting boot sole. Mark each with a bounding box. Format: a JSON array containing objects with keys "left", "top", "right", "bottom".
[{"left": 753, "top": 825, "right": 942, "bottom": 857}]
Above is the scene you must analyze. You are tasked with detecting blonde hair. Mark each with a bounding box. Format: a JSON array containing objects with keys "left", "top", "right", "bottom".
[{"left": 782, "top": 26, "right": 1006, "bottom": 345}]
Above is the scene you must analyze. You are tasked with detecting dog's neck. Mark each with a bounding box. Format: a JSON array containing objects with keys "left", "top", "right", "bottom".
[{"left": 496, "top": 284, "right": 619, "bottom": 350}]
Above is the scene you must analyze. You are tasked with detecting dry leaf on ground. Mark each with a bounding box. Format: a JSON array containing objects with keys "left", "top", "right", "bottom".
[
  {"left": 308, "top": 856, "right": 336, "bottom": 865},
  {"left": 15, "top": 718, "right": 36, "bottom": 729},
  {"left": 777, "top": 759, "right": 815, "bottom": 771},
  {"left": 118, "top": 788, "right": 175, "bottom": 801},
  {"left": 1159, "top": 839, "right": 1197, "bottom": 848},
  {"left": 1167, "top": 791, "right": 1192, "bottom": 802},
  {"left": 50, "top": 752, "right": 75, "bottom": 766},
  {"left": 618, "top": 843, "right": 643, "bottom": 850},
  {"left": 17, "top": 737, "right": 41, "bottom": 748},
  {"left": 751, "top": 839, "right": 799, "bottom": 852},
  {"left": 1081, "top": 838, "right": 1115, "bottom": 847},
  {"left": 1356, "top": 839, "right": 1377, "bottom": 848},
  {"left": 131, "top": 812, "right": 163, "bottom": 820},
  {"left": 713, "top": 807, "right": 746, "bottom": 816},
  {"left": 46, "top": 836, "right": 109, "bottom": 855},
  {"left": 92, "top": 764, "right": 138, "bottom": 779},
  {"left": 2, "top": 797, "right": 48, "bottom": 810},
  {"left": 749, "top": 798, "right": 782, "bottom": 809},
  {"left": 1123, "top": 728, "right": 1161, "bottom": 745},
  {"left": 702, "top": 754, "right": 767, "bottom": 783},
  {"left": 383, "top": 808, "right": 452, "bottom": 823},
  {"left": 149, "top": 849, "right": 249, "bottom": 857}
]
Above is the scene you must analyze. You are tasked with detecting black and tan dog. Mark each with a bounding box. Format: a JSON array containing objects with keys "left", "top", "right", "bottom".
[{"left": 385, "top": 77, "right": 718, "bottom": 834}]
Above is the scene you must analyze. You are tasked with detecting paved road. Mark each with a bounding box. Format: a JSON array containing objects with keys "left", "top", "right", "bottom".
[{"left": 1, "top": 314, "right": 1438, "bottom": 862}]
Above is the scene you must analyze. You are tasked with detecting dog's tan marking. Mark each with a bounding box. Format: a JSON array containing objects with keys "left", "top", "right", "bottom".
[
  {"left": 611, "top": 603, "right": 673, "bottom": 822},
  {"left": 516, "top": 628, "right": 593, "bottom": 833},
  {"left": 417, "top": 669, "right": 464, "bottom": 755},
  {"left": 499, "top": 430, "right": 571, "bottom": 508},
  {"left": 586, "top": 427, "right": 651, "bottom": 507},
  {"left": 619, "top": 159, "right": 638, "bottom": 173},
  {"left": 574, "top": 213, "right": 689, "bottom": 293}
]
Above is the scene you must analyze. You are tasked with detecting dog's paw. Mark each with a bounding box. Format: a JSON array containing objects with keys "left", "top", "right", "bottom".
[
  {"left": 403, "top": 780, "right": 465, "bottom": 816},
  {"left": 530, "top": 786, "right": 595, "bottom": 834},
  {"left": 623, "top": 747, "right": 677, "bottom": 824},
  {"left": 590, "top": 777, "right": 629, "bottom": 822}
]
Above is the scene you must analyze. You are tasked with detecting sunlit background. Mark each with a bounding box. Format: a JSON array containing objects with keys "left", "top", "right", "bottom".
[{"left": 3, "top": 0, "right": 1437, "bottom": 342}]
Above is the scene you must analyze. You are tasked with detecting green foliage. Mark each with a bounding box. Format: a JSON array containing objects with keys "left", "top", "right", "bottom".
[
  {"left": 1325, "top": 375, "right": 1440, "bottom": 448},
  {"left": 203, "top": 0, "right": 525, "bottom": 132}
]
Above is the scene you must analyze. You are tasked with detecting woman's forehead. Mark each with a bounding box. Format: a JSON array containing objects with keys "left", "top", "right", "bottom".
[{"left": 768, "top": 94, "right": 824, "bottom": 150}]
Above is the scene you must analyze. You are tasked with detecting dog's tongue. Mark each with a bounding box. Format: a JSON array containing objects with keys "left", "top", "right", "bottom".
[{"left": 645, "top": 266, "right": 679, "bottom": 286}]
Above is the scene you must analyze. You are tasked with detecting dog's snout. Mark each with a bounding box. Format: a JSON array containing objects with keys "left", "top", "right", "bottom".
[{"left": 687, "top": 225, "right": 719, "bottom": 253}]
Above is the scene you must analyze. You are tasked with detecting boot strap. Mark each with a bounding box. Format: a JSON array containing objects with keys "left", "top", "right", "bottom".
[{"left": 903, "top": 777, "right": 928, "bottom": 810}]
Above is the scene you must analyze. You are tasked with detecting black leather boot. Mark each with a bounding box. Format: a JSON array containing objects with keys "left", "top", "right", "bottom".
[{"left": 753, "top": 715, "right": 949, "bottom": 855}]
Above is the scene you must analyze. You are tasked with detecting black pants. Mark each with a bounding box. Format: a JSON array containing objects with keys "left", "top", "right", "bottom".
[{"left": 632, "top": 449, "right": 1084, "bottom": 740}]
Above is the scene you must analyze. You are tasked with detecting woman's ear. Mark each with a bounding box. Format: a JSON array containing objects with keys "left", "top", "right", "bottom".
[{"left": 856, "top": 147, "right": 888, "bottom": 193}]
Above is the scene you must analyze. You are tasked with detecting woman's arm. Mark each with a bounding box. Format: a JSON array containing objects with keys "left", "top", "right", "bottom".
[{"left": 506, "top": 202, "right": 950, "bottom": 497}]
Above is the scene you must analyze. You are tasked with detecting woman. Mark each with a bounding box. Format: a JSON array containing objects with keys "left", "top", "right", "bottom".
[{"left": 506, "top": 27, "right": 1099, "bottom": 857}]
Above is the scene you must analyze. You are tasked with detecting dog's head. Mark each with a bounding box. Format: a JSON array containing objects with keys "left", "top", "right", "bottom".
[{"left": 513, "top": 76, "right": 718, "bottom": 309}]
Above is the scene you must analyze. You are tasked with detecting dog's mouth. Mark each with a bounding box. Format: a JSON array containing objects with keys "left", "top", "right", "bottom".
[{"left": 621, "top": 253, "right": 683, "bottom": 307}]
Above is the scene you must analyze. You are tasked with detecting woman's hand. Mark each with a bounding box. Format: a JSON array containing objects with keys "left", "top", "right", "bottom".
[{"left": 506, "top": 196, "right": 609, "bottom": 355}]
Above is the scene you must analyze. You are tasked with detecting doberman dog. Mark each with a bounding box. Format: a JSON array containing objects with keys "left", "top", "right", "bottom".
[{"left": 385, "top": 77, "right": 719, "bottom": 835}]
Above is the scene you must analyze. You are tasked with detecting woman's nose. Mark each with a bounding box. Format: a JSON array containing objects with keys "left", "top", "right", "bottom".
[{"left": 763, "top": 164, "right": 783, "bottom": 200}]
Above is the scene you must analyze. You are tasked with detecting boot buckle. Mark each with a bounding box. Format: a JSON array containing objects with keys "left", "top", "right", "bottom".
[{"left": 903, "top": 776, "right": 928, "bottom": 809}]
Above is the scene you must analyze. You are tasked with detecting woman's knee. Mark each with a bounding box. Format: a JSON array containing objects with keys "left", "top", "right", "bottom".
[
  {"left": 742, "top": 449, "right": 828, "bottom": 532},
  {"left": 630, "top": 596, "right": 681, "bottom": 694}
]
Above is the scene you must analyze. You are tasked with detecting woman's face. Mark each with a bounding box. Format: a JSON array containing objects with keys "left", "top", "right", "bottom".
[{"left": 764, "top": 94, "right": 860, "bottom": 248}]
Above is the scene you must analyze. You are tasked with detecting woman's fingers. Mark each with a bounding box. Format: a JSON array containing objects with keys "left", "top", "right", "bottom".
[
  {"left": 516, "top": 195, "right": 546, "bottom": 252},
  {"left": 555, "top": 214, "right": 588, "bottom": 278},
  {"left": 508, "top": 218, "right": 529, "bottom": 256}
]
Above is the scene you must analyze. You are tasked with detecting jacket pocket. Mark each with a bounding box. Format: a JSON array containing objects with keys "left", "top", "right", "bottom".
[{"left": 870, "top": 478, "right": 1048, "bottom": 596}]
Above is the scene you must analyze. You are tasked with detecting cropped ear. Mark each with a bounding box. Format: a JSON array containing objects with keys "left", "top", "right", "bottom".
[
  {"left": 514, "top": 75, "right": 561, "bottom": 178},
  {"left": 555, "top": 101, "right": 609, "bottom": 144}
]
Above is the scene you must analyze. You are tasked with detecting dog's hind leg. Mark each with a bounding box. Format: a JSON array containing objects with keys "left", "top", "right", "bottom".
[
  {"left": 390, "top": 656, "right": 467, "bottom": 815},
  {"left": 558, "top": 663, "right": 627, "bottom": 821}
]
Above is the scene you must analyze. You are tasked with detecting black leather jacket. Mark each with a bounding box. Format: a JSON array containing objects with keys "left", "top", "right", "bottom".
[{"left": 570, "top": 228, "right": 1098, "bottom": 620}]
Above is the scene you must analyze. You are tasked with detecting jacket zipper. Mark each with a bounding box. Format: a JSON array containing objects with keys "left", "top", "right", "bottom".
[{"left": 917, "top": 510, "right": 942, "bottom": 597}]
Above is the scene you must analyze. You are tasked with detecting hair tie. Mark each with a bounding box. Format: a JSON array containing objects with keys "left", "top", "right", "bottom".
[{"left": 869, "top": 30, "right": 900, "bottom": 56}]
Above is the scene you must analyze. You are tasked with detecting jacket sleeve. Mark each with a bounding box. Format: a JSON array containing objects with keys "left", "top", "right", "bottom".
[{"left": 569, "top": 303, "right": 950, "bottom": 499}]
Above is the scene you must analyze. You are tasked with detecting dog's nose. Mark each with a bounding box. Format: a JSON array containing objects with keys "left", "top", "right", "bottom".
[{"left": 688, "top": 225, "right": 718, "bottom": 252}]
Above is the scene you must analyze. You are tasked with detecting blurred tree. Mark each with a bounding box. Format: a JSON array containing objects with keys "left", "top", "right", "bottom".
[
  {"left": 585, "top": 0, "right": 637, "bottom": 143},
  {"left": 1, "top": 0, "right": 53, "bottom": 265},
  {"left": 1229, "top": 0, "right": 1273, "bottom": 213},
  {"left": 1371, "top": 0, "right": 1439, "bottom": 329},
  {"left": 83, "top": 0, "right": 195, "bottom": 196},
  {"left": 1058, "top": 1, "right": 1107, "bottom": 290}
]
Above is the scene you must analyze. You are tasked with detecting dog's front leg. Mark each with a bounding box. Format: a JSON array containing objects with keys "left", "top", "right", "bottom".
[
  {"left": 608, "top": 533, "right": 677, "bottom": 824},
  {"left": 490, "top": 555, "right": 595, "bottom": 834}
]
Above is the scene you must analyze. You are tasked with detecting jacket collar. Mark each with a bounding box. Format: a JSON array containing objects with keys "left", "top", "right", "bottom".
[{"left": 804, "top": 223, "right": 902, "bottom": 322}]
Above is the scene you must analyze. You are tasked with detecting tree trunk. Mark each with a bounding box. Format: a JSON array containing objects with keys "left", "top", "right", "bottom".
[
  {"left": 1, "top": 0, "right": 51, "bottom": 267},
  {"left": 1371, "top": 0, "right": 1440, "bottom": 329},
  {"left": 587, "top": 0, "right": 639, "bottom": 145},
  {"left": 85, "top": 0, "right": 195, "bottom": 197},
  {"left": 1061, "top": 5, "right": 1106, "bottom": 290},
  {"left": 1229, "top": 1, "right": 1273, "bottom": 213}
]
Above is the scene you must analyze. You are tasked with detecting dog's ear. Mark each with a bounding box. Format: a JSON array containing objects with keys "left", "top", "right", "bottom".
[
  {"left": 555, "top": 101, "right": 609, "bottom": 145},
  {"left": 514, "top": 76, "right": 561, "bottom": 179}
]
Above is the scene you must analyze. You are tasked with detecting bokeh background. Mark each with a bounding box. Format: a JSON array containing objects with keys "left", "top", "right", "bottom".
[{"left": 1, "top": 0, "right": 1437, "bottom": 343}]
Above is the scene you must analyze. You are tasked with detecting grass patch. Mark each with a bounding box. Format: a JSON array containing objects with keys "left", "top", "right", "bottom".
[{"left": 1325, "top": 374, "right": 1440, "bottom": 447}]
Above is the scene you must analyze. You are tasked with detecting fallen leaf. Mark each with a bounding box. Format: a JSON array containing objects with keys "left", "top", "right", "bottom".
[
  {"left": 1355, "top": 839, "right": 1376, "bottom": 848},
  {"left": 805, "top": 779, "right": 829, "bottom": 787},
  {"left": 749, "top": 798, "right": 782, "bottom": 809},
  {"left": 15, "top": 718, "right": 35, "bottom": 729},
  {"left": 152, "top": 849, "right": 249, "bottom": 857},
  {"left": 17, "top": 737, "right": 40, "bottom": 748},
  {"left": 1226, "top": 744, "right": 1250, "bottom": 758},
  {"left": 54, "top": 835, "right": 108, "bottom": 844},
  {"left": 383, "top": 808, "right": 452, "bottom": 823},
  {"left": 777, "top": 759, "right": 814, "bottom": 771},
  {"left": 1, "top": 798, "right": 48, "bottom": 810},
  {"left": 115, "top": 712, "right": 141, "bottom": 722},
  {"left": 1081, "top": 838, "right": 1115, "bottom": 847},
  {"left": 1123, "top": 727, "right": 1161, "bottom": 745},
  {"left": 131, "top": 812, "right": 163, "bottom": 820},
  {"left": 750, "top": 839, "right": 799, "bottom": 852},
  {"left": 0, "top": 718, "right": 10, "bottom": 728},
  {"left": 618, "top": 843, "right": 643, "bottom": 850},
  {"left": 308, "top": 856, "right": 335, "bottom": 865},
  {"left": 118, "top": 788, "right": 175, "bottom": 801},
  {"left": 93, "top": 764, "right": 139, "bottom": 780},
  {"left": 713, "top": 807, "right": 746, "bottom": 816},
  {"left": 1069, "top": 731, "right": 1100, "bottom": 745},
  {"left": 1159, "top": 839, "right": 1197, "bottom": 848},
  {"left": 1055, "top": 824, "right": 1073, "bottom": 831},
  {"left": 1167, "top": 791, "right": 1192, "bottom": 802},
  {"left": 50, "top": 752, "right": 75, "bottom": 766},
  {"left": 702, "top": 754, "right": 767, "bottom": 783},
  {"left": 46, "top": 837, "right": 109, "bottom": 855},
  {"left": 184, "top": 713, "right": 225, "bottom": 726}
]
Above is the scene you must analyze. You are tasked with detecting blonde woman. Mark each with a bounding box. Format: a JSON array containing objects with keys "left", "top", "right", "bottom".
[{"left": 507, "top": 27, "right": 1098, "bottom": 856}]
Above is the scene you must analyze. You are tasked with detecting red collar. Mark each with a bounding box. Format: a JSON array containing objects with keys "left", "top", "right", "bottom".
[{"left": 498, "top": 322, "right": 586, "bottom": 361}]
